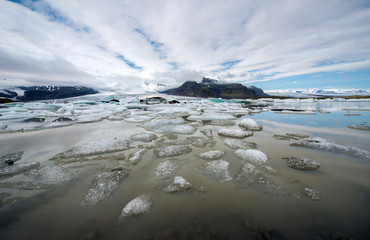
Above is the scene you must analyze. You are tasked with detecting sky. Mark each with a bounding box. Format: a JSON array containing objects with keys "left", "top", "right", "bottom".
[{"left": 0, "top": 0, "right": 370, "bottom": 93}]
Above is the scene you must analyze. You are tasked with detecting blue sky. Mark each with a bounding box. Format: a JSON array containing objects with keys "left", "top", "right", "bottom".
[{"left": 0, "top": 0, "right": 369, "bottom": 92}]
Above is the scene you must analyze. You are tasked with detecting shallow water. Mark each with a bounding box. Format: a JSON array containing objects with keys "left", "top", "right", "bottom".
[{"left": 0, "top": 96, "right": 369, "bottom": 240}]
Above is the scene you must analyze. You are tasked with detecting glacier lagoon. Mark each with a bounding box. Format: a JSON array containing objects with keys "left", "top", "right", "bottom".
[{"left": 0, "top": 95, "right": 369, "bottom": 239}]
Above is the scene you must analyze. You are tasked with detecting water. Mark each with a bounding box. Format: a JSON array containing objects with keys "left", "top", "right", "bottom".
[{"left": 0, "top": 96, "right": 369, "bottom": 239}]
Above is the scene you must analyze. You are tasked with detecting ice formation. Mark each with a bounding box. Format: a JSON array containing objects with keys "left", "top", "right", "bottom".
[
  {"left": 119, "top": 194, "right": 152, "bottom": 220},
  {"left": 200, "top": 128, "right": 213, "bottom": 138},
  {"left": 199, "top": 150, "right": 226, "bottom": 160},
  {"left": 284, "top": 157, "right": 320, "bottom": 170},
  {"left": 186, "top": 136, "right": 211, "bottom": 148},
  {"left": 187, "top": 113, "right": 236, "bottom": 121},
  {"left": 235, "top": 149, "right": 268, "bottom": 165},
  {"left": 163, "top": 176, "right": 192, "bottom": 193},
  {"left": 26, "top": 166, "right": 74, "bottom": 182},
  {"left": 291, "top": 137, "right": 370, "bottom": 161},
  {"left": 197, "top": 160, "right": 233, "bottom": 183},
  {"left": 127, "top": 148, "right": 147, "bottom": 164},
  {"left": 218, "top": 129, "right": 253, "bottom": 138},
  {"left": 130, "top": 133, "right": 158, "bottom": 142},
  {"left": 0, "top": 162, "right": 40, "bottom": 177},
  {"left": 53, "top": 138, "right": 130, "bottom": 159},
  {"left": 238, "top": 119, "right": 263, "bottom": 131},
  {"left": 0, "top": 181, "right": 51, "bottom": 190},
  {"left": 154, "top": 146, "right": 192, "bottom": 158},
  {"left": 150, "top": 125, "right": 196, "bottom": 135},
  {"left": 303, "top": 187, "right": 321, "bottom": 201},
  {"left": 273, "top": 133, "right": 310, "bottom": 141},
  {"left": 154, "top": 160, "right": 179, "bottom": 179},
  {"left": 0, "top": 151, "right": 24, "bottom": 167},
  {"left": 81, "top": 168, "right": 130, "bottom": 207},
  {"left": 224, "top": 138, "right": 257, "bottom": 150}
]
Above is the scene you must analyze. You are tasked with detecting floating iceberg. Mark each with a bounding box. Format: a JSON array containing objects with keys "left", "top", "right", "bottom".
[
  {"left": 130, "top": 133, "right": 158, "bottom": 142},
  {"left": 284, "top": 157, "right": 320, "bottom": 170},
  {"left": 149, "top": 125, "right": 196, "bottom": 135},
  {"left": 124, "top": 115, "right": 153, "bottom": 123},
  {"left": 119, "top": 194, "right": 152, "bottom": 220},
  {"left": 0, "top": 162, "right": 40, "bottom": 177},
  {"left": 163, "top": 176, "right": 192, "bottom": 193},
  {"left": 26, "top": 165, "right": 74, "bottom": 182},
  {"left": 186, "top": 136, "right": 211, "bottom": 148},
  {"left": 224, "top": 138, "right": 257, "bottom": 150},
  {"left": 154, "top": 160, "right": 179, "bottom": 179},
  {"left": 127, "top": 148, "right": 147, "bottom": 164},
  {"left": 52, "top": 138, "right": 130, "bottom": 159},
  {"left": 238, "top": 119, "right": 263, "bottom": 131},
  {"left": 197, "top": 160, "right": 233, "bottom": 183},
  {"left": 235, "top": 149, "right": 268, "bottom": 165},
  {"left": 199, "top": 150, "right": 226, "bottom": 160},
  {"left": 290, "top": 137, "right": 370, "bottom": 161},
  {"left": 142, "top": 118, "right": 185, "bottom": 128},
  {"left": 0, "top": 151, "right": 24, "bottom": 167},
  {"left": 303, "top": 187, "right": 321, "bottom": 201},
  {"left": 81, "top": 168, "right": 130, "bottom": 207},
  {"left": 187, "top": 113, "right": 236, "bottom": 121},
  {"left": 200, "top": 129, "right": 213, "bottom": 138},
  {"left": 273, "top": 133, "right": 310, "bottom": 141},
  {"left": 218, "top": 129, "right": 253, "bottom": 138},
  {"left": 154, "top": 146, "right": 192, "bottom": 158}
]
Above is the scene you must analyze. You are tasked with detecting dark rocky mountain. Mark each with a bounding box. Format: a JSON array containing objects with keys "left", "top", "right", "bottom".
[
  {"left": 162, "top": 79, "right": 269, "bottom": 99},
  {"left": 0, "top": 86, "right": 97, "bottom": 101}
]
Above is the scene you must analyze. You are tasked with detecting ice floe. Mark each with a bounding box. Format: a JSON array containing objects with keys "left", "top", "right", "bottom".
[
  {"left": 199, "top": 150, "right": 226, "bottom": 160},
  {"left": 224, "top": 138, "right": 257, "bottom": 150},
  {"left": 0, "top": 162, "right": 40, "bottom": 177},
  {"left": 218, "top": 129, "right": 253, "bottom": 138},
  {"left": 149, "top": 125, "right": 196, "bottom": 135},
  {"left": 0, "top": 181, "right": 51, "bottom": 190},
  {"left": 273, "top": 133, "right": 310, "bottom": 141},
  {"left": 197, "top": 160, "right": 233, "bottom": 183},
  {"left": 154, "top": 146, "right": 192, "bottom": 158},
  {"left": 303, "top": 187, "right": 321, "bottom": 201},
  {"left": 52, "top": 138, "right": 130, "bottom": 160},
  {"left": 119, "top": 194, "right": 152, "bottom": 220},
  {"left": 283, "top": 157, "right": 320, "bottom": 170},
  {"left": 187, "top": 113, "right": 236, "bottom": 121},
  {"left": 238, "top": 119, "right": 263, "bottom": 131},
  {"left": 81, "top": 168, "right": 130, "bottom": 207},
  {"left": 163, "top": 176, "right": 192, "bottom": 193},
  {"left": 127, "top": 148, "right": 147, "bottom": 164},
  {"left": 235, "top": 149, "right": 268, "bottom": 165},
  {"left": 290, "top": 137, "right": 370, "bottom": 161},
  {"left": 130, "top": 133, "right": 158, "bottom": 142},
  {"left": 26, "top": 166, "right": 74, "bottom": 182},
  {"left": 186, "top": 136, "right": 213, "bottom": 148},
  {"left": 0, "top": 151, "right": 24, "bottom": 167},
  {"left": 154, "top": 159, "right": 180, "bottom": 179},
  {"left": 200, "top": 128, "right": 213, "bottom": 138}
]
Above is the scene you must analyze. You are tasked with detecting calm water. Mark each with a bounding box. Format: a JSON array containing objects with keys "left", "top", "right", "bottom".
[{"left": 0, "top": 97, "right": 369, "bottom": 239}]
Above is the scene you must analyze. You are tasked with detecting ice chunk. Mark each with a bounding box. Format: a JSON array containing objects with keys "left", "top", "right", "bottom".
[
  {"left": 238, "top": 119, "right": 263, "bottom": 131},
  {"left": 200, "top": 128, "right": 213, "bottom": 138},
  {"left": 303, "top": 187, "right": 321, "bottom": 201},
  {"left": 81, "top": 168, "right": 130, "bottom": 207},
  {"left": 218, "top": 129, "right": 253, "bottom": 138},
  {"left": 26, "top": 166, "right": 74, "bottom": 182},
  {"left": 273, "top": 133, "right": 310, "bottom": 141},
  {"left": 235, "top": 163, "right": 290, "bottom": 197},
  {"left": 187, "top": 113, "right": 236, "bottom": 121},
  {"left": 235, "top": 149, "right": 268, "bottom": 165},
  {"left": 119, "top": 194, "right": 152, "bottom": 220},
  {"left": 0, "top": 123, "right": 7, "bottom": 130},
  {"left": 127, "top": 148, "right": 147, "bottom": 164},
  {"left": 154, "top": 146, "right": 192, "bottom": 158},
  {"left": 0, "top": 181, "right": 51, "bottom": 190},
  {"left": 347, "top": 125, "right": 370, "bottom": 131},
  {"left": 76, "top": 115, "right": 103, "bottom": 123},
  {"left": 154, "top": 160, "right": 179, "bottom": 179},
  {"left": 224, "top": 138, "right": 257, "bottom": 150},
  {"left": 0, "top": 162, "right": 40, "bottom": 177},
  {"left": 186, "top": 137, "right": 210, "bottom": 148},
  {"left": 283, "top": 157, "right": 320, "bottom": 170},
  {"left": 197, "top": 160, "right": 233, "bottom": 183},
  {"left": 124, "top": 115, "right": 153, "bottom": 123},
  {"left": 52, "top": 138, "right": 130, "bottom": 159},
  {"left": 0, "top": 151, "right": 24, "bottom": 167},
  {"left": 207, "top": 120, "right": 236, "bottom": 126},
  {"left": 163, "top": 176, "right": 192, "bottom": 193},
  {"left": 142, "top": 118, "right": 185, "bottom": 128},
  {"left": 291, "top": 137, "right": 370, "bottom": 161},
  {"left": 200, "top": 150, "right": 226, "bottom": 160},
  {"left": 130, "top": 133, "right": 158, "bottom": 142},
  {"left": 150, "top": 125, "right": 196, "bottom": 135}
]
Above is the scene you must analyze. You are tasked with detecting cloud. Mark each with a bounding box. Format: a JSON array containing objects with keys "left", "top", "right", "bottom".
[{"left": 1, "top": 0, "right": 369, "bottom": 91}]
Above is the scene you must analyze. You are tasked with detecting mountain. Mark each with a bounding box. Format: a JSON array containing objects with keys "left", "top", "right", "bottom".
[
  {"left": 0, "top": 86, "right": 98, "bottom": 101},
  {"left": 162, "top": 79, "right": 269, "bottom": 99},
  {"left": 266, "top": 88, "right": 369, "bottom": 97}
]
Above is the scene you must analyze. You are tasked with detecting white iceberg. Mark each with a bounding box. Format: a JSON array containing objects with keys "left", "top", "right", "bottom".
[
  {"left": 119, "top": 194, "right": 152, "bottom": 220},
  {"left": 224, "top": 138, "right": 257, "bottom": 150},
  {"left": 163, "top": 176, "right": 192, "bottom": 193},
  {"left": 130, "top": 133, "right": 158, "bottom": 142},
  {"left": 197, "top": 160, "right": 233, "bottom": 183},
  {"left": 154, "top": 145, "right": 192, "bottom": 158},
  {"left": 235, "top": 149, "right": 268, "bottom": 165},
  {"left": 150, "top": 125, "right": 196, "bottom": 135},
  {"left": 218, "top": 129, "right": 253, "bottom": 138},
  {"left": 238, "top": 119, "right": 263, "bottom": 131},
  {"left": 187, "top": 113, "right": 236, "bottom": 121},
  {"left": 199, "top": 150, "right": 226, "bottom": 160}
]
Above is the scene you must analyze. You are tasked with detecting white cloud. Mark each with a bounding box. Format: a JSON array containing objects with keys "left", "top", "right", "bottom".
[{"left": 0, "top": 0, "right": 369, "bottom": 91}]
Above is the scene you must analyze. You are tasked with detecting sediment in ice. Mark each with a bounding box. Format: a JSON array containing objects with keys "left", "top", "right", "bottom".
[
  {"left": 273, "top": 133, "right": 310, "bottom": 141},
  {"left": 186, "top": 136, "right": 212, "bottom": 148},
  {"left": 81, "top": 168, "right": 130, "bottom": 207},
  {"left": 235, "top": 149, "right": 268, "bottom": 165},
  {"left": 284, "top": 157, "right": 320, "bottom": 170},
  {"left": 200, "top": 150, "right": 226, "bottom": 160},
  {"left": 200, "top": 129, "right": 213, "bottom": 138},
  {"left": 119, "top": 194, "right": 152, "bottom": 220},
  {"left": 154, "top": 159, "right": 180, "bottom": 179},
  {"left": 26, "top": 165, "right": 74, "bottom": 182},
  {"left": 290, "top": 137, "right": 370, "bottom": 161},
  {"left": 197, "top": 160, "right": 233, "bottom": 183},
  {"left": 0, "top": 162, "right": 40, "bottom": 177},
  {"left": 218, "top": 129, "right": 253, "bottom": 138},
  {"left": 127, "top": 148, "right": 147, "bottom": 164},
  {"left": 163, "top": 176, "right": 192, "bottom": 193},
  {"left": 238, "top": 119, "right": 263, "bottom": 131},
  {"left": 154, "top": 146, "right": 192, "bottom": 158},
  {"left": 224, "top": 138, "right": 257, "bottom": 150},
  {"left": 130, "top": 133, "right": 158, "bottom": 142},
  {"left": 303, "top": 187, "right": 321, "bottom": 201}
]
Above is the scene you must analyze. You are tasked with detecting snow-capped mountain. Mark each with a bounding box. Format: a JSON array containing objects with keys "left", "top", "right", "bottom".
[
  {"left": 266, "top": 88, "right": 369, "bottom": 97},
  {"left": 142, "top": 82, "right": 168, "bottom": 92}
]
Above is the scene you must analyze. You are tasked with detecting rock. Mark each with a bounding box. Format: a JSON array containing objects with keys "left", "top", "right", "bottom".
[
  {"left": 238, "top": 119, "right": 263, "bottom": 131},
  {"left": 199, "top": 150, "right": 226, "bottom": 160},
  {"left": 163, "top": 176, "right": 192, "bottom": 193},
  {"left": 154, "top": 146, "right": 192, "bottom": 158},
  {"left": 23, "top": 117, "right": 45, "bottom": 122},
  {"left": 119, "top": 194, "right": 152, "bottom": 220},
  {"left": 168, "top": 100, "right": 180, "bottom": 104},
  {"left": 52, "top": 117, "right": 74, "bottom": 122},
  {"left": 5, "top": 160, "right": 14, "bottom": 166},
  {"left": 81, "top": 168, "right": 130, "bottom": 207},
  {"left": 197, "top": 160, "right": 233, "bottom": 183},
  {"left": 0, "top": 162, "right": 40, "bottom": 177},
  {"left": 224, "top": 138, "right": 257, "bottom": 150},
  {"left": 130, "top": 133, "right": 158, "bottom": 142},
  {"left": 284, "top": 157, "right": 320, "bottom": 170},
  {"left": 235, "top": 149, "right": 268, "bottom": 165},
  {"left": 25, "top": 165, "right": 74, "bottom": 182},
  {"left": 303, "top": 187, "right": 321, "bottom": 201},
  {"left": 218, "top": 129, "right": 253, "bottom": 138}
]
